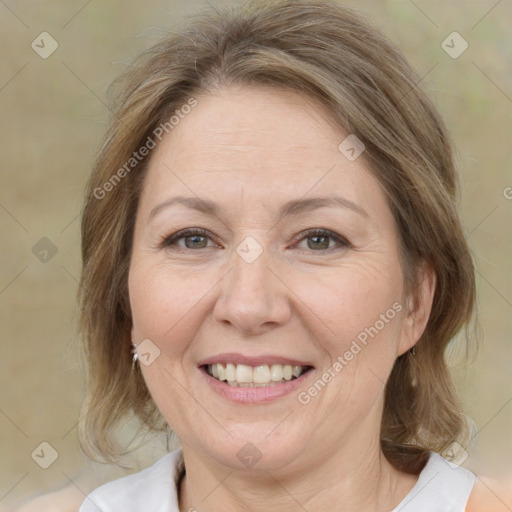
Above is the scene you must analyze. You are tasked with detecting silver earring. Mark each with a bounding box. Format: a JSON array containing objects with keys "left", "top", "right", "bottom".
[
  {"left": 409, "top": 345, "right": 417, "bottom": 356},
  {"left": 131, "top": 343, "right": 138, "bottom": 369}
]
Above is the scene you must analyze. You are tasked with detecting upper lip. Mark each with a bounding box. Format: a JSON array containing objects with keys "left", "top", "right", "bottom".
[{"left": 197, "top": 353, "right": 314, "bottom": 368}]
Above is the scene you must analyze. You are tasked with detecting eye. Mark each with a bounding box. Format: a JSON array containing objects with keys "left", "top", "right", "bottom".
[
  {"left": 160, "top": 228, "right": 218, "bottom": 251},
  {"left": 292, "top": 229, "right": 351, "bottom": 252},
  {"left": 159, "top": 227, "right": 351, "bottom": 253}
]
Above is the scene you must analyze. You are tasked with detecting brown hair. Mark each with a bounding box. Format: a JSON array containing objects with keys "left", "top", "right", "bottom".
[{"left": 79, "top": 0, "right": 476, "bottom": 474}]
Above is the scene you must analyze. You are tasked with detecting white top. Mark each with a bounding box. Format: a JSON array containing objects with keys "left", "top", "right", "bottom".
[{"left": 79, "top": 449, "right": 475, "bottom": 511}]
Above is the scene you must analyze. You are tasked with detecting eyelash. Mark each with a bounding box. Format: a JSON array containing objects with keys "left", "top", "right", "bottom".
[{"left": 159, "top": 228, "right": 351, "bottom": 253}]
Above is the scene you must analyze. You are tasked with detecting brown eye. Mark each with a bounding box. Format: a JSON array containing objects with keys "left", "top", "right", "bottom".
[
  {"left": 307, "top": 234, "right": 331, "bottom": 250},
  {"left": 182, "top": 234, "right": 208, "bottom": 249},
  {"left": 294, "top": 229, "right": 351, "bottom": 252},
  {"left": 161, "top": 228, "right": 216, "bottom": 250}
]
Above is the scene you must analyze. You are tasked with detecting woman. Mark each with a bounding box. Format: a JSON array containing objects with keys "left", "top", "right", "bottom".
[{"left": 76, "top": 1, "right": 500, "bottom": 510}]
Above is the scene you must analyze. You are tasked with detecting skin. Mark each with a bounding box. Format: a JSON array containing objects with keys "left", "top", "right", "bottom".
[{"left": 127, "top": 84, "right": 444, "bottom": 511}]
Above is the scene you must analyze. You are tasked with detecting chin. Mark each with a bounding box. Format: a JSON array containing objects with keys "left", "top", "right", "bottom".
[{"left": 192, "top": 424, "right": 311, "bottom": 472}]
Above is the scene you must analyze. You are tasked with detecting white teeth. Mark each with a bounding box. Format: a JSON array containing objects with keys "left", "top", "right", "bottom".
[
  {"left": 206, "top": 362, "right": 308, "bottom": 385},
  {"left": 236, "top": 364, "right": 253, "bottom": 383},
  {"left": 270, "top": 364, "right": 283, "bottom": 381},
  {"left": 253, "top": 365, "right": 271, "bottom": 383},
  {"left": 225, "top": 363, "right": 236, "bottom": 381}
]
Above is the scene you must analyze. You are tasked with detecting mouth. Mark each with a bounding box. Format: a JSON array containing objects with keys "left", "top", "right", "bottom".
[{"left": 202, "top": 363, "right": 313, "bottom": 387}]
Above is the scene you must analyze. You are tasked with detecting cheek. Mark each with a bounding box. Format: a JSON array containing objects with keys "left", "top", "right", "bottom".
[
  {"left": 300, "top": 257, "right": 403, "bottom": 343},
  {"left": 128, "top": 263, "right": 205, "bottom": 420},
  {"left": 128, "top": 262, "right": 204, "bottom": 357},
  {"left": 297, "top": 260, "right": 405, "bottom": 411},
  {"left": 295, "top": 261, "right": 403, "bottom": 421}
]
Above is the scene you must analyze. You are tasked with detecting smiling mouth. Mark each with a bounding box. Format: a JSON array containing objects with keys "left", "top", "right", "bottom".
[{"left": 203, "top": 363, "right": 312, "bottom": 387}]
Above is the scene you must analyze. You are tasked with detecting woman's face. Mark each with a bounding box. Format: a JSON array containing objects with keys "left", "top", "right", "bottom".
[{"left": 129, "top": 86, "right": 428, "bottom": 472}]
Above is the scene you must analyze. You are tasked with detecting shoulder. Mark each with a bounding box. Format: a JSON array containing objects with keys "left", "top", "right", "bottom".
[
  {"left": 79, "top": 449, "right": 183, "bottom": 512},
  {"left": 466, "top": 478, "right": 512, "bottom": 512}
]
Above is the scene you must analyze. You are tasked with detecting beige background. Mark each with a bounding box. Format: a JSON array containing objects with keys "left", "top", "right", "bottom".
[{"left": 1, "top": 0, "right": 511, "bottom": 509}]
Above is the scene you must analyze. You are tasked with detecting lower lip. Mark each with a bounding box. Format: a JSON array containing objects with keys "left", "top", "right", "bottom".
[{"left": 200, "top": 367, "right": 314, "bottom": 404}]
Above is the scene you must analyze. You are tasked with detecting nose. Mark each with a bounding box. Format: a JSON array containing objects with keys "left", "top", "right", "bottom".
[{"left": 212, "top": 248, "right": 292, "bottom": 336}]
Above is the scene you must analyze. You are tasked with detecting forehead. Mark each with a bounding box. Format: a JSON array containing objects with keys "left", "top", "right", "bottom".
[{"left": 139, "top": 85, "right": 386, "bottom": 217}]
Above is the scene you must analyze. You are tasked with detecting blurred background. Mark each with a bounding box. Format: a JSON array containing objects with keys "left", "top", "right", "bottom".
[{"left": 1, "top": 0, "right": 510, "bottom": 509}]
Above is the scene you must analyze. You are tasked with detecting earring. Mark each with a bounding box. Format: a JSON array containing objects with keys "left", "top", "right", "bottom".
[
  {"left": 409, "top": 345, "right": 417, "bottom": 356},
  {"left": 131, "top": 343, "right": 138, "bottom": 369}
]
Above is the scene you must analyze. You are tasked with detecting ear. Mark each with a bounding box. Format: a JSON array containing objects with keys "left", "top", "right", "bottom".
[{"left": 398, "top": 261, "right": 436, "bottom": 356}]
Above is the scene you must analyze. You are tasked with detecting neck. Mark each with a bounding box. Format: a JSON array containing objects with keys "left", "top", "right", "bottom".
[{"left": 178, "top": 435, "right": 418, "bottom": 512}]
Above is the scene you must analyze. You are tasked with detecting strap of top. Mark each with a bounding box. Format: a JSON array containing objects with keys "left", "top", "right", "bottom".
[{"left": 392, "top": 452, "right": 476, "bottom": 512}]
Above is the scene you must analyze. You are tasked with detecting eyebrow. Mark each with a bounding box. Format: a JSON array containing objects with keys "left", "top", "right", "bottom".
[{"left": 148, "top": 194, "right": 369, "bottom": 221}]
